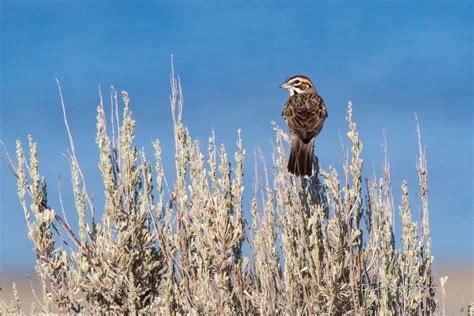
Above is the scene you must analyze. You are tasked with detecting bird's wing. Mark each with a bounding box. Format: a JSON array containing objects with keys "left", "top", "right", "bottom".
[{"left": 282, "top": 93, "right": 327, "bottom": 141}]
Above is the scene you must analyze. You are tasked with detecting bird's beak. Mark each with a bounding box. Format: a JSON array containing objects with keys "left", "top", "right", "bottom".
[{"left": 280, "top": 82, "right": 291, "bottom": 89}]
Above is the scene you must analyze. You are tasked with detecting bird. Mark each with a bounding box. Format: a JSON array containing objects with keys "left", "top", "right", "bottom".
[{"left": 280, "top": 75, "right": 328, "bottom": 177}]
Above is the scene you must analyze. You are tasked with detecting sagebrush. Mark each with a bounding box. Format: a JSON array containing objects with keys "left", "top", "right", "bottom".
[{"left": 3, "top": 68, "right": 437, "bottom": 314}]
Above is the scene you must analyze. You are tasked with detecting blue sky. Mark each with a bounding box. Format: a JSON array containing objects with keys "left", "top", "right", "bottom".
[{"left": 0, "top": 1, "right": 472, "bottom": 270}]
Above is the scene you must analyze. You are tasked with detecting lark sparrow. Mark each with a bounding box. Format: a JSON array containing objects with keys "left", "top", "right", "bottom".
[{"left": 280, "top": 75, "right": 328, "bottom": 177}]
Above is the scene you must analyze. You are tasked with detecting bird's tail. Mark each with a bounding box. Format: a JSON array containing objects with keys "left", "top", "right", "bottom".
[{"left": 288, "top": 136, "right": 314, "bottom": 177}]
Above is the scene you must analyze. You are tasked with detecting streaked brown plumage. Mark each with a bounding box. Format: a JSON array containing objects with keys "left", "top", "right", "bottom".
[{"left": 280, "top": 75, "right": 327, "bottom": 177}]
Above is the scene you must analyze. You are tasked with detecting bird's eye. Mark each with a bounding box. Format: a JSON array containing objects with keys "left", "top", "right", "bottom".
[{"left": 294, "top": 80, "right": 300, "bottom": 84}]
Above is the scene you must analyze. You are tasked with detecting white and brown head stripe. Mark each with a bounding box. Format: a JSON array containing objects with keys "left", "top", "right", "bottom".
[{"left": 280, "top": 75, "right": 315, "bottom": 95}]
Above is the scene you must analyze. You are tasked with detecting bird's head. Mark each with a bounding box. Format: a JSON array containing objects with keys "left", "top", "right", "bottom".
[{"left": 280, "top": 75, "right": 315, "bottom": 96}]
